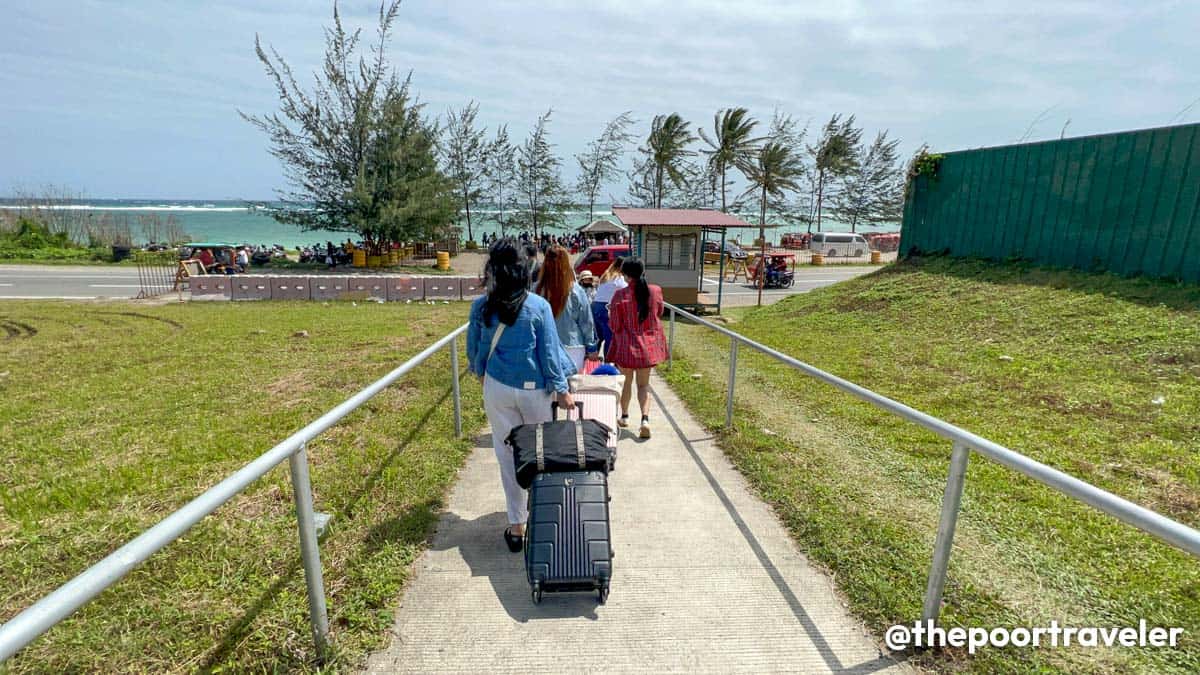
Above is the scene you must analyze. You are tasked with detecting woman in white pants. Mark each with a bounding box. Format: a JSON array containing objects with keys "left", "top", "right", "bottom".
[{"left": 467, "top": 238, "right": 574, "bottom": 552}]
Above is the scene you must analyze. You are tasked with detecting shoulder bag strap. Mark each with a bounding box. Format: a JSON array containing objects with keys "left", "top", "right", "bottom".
[
  {"left": 574, "top": 419, "right": 586, "bottom": 468},
  {"left": 535, "top": 423, "right": 545, "bottom": 472},
  {"left": 485, "top": 321, "right": 506, "bottom": 371}
]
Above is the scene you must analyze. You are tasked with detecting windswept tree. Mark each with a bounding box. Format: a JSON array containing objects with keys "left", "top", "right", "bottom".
[
  {"left": 808, "top": 114, "right": 863, "bottom": 231},
  {"left": 740, "top": 114, "right": 806, "bottom": 305},
  {"left": 484, "top": 125, "right": 517, "bottom": 235},
  {"left": 640, "top": 113, "right": 698, "bottom": 208},
  {"left": 699, "top": 108, "right": 761, "bottom": 212},
  {"left": 832, "top": 131, "right": 903, "bottom": 232},
  {"left": 443, "top": 100, "right": 488, "bottom": 242},
  {"left": 515, "top": 110, "right": 567, "bottom": 238},
  {"left": 241, "top": 1, "right": 456, "bottom": 253},
  {"left": 576, "top": 112, "right": 635, "bottom": 223}
]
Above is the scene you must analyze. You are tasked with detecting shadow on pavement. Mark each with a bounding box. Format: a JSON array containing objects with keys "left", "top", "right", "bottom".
[
  {"left": 650, "top": 386, "right": 908, "bottom": 674},
  {"left": 430, "top": 510, "right": 601, "bottom": 623}
]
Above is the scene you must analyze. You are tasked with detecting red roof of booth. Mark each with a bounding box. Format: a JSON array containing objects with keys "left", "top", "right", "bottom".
[{"left": 611, "top": 207, "right": 757, "bottom": 228}]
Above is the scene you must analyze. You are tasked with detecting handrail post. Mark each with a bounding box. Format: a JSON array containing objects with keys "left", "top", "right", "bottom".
[
  {"left": 922, "top": 442, "right": 970, "bottom": 624},
  {"left": 667, "top": 307, "right": 676, "bottom": 371},
  {"left": 726, "top": 338, "right": 738, "bottom": 429},
  {"left": 289, "top": 443, "right": 330, "bottom": 656},
  {"left": 450, "top": 333, "right": 462, "bottom": 438}
]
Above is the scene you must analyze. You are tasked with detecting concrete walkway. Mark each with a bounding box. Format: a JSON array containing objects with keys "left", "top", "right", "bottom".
[{"left": 364, "top": 375, "right": 911, "bottom": 674}]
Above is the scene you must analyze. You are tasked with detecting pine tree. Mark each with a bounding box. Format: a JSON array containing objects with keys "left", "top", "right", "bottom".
[
  {"left": 484, "top": 125, "right": 517, "bottom": 236},
  {"left": 443, "top": 101, "right": 488, "bottom": 243},
  {"left": 241, "top": 1, "right": 456, "bottom": 253},
  {"left": 832, "top": 131, "right": 902, "bottom": 232},
  {"left": 515, "top": 110, "right": 567, "bottom": 238},
  {"left": 576, "top": 112, "right": 635, "bottom": 223}
]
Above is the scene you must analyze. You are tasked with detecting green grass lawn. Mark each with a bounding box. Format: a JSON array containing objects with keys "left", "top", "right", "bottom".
[
  {"left": 663, "top": 257, "right": 1200, "bottom": 673},
  {"left": 0, "top": 300, "right": 483, "bottom": 672}
]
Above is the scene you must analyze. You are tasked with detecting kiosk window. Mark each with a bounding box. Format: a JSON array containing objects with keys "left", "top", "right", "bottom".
[{"left": 645, "top": 232, "right": 697, "bottom": 270}]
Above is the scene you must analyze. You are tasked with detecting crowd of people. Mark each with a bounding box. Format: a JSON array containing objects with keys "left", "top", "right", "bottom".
[
  {"left": 481, "top": 230, "right": 629, "bottom": 254},
  {"left": 467, "top": 237, "right": 666, "bottom": 552}
]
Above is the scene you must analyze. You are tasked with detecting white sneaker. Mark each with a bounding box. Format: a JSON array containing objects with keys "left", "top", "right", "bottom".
[
  {"left": 617, "top": 415, "right": 629, "bottom": 428},
  {"left": 639, "top": 419, "right": 651, "bottom": 439}
]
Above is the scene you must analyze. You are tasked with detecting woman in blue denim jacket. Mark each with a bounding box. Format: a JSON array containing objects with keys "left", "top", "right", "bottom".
[
  {"left": 467, "top": 238, "right": 574, "bottom": 552},
  {"left": 536, "top": 245, "right": 597, "bottom": 372}
]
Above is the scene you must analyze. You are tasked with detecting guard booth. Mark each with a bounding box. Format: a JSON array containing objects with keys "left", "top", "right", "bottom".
[{"left": 611, "top": 207, "right": 756, "bottom": 313}]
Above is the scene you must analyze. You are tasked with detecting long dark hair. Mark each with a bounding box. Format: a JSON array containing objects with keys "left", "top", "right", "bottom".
[
  {"left": 483, "top": 237, "right": 531, "bottom": 326},
  {"left": 621, "top": 258, "right": 651, "bottom": 323}
]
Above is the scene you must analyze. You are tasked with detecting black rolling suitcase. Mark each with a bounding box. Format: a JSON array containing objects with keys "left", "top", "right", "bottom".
[{"left": 525, "top": 469, "right": 612, "bottom": 604}]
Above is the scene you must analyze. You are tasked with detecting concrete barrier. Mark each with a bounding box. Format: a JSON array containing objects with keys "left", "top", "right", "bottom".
[
  {"left": 232, "top": 277, "right": 272, "bottom": 301},
  {"left": 386, "top": 276, "right": 424, "bottom": 302},
  {"left": 271, "top": 276, "right": 312, "bottom": 300},
  {"left": 460, "top": 276, "right": 485, "bottom": 301},
  {"left": 346, "top": 276, "right": 388, "bottom": 301},
  {"left": 187, "top": 275, "right": 232, "bottom": 300},
  {"left": 423, "top": 277, "right": 461, "bottom": 300},
  {"left": 311, "top": 276, "right": 351, "bottom": 301}
]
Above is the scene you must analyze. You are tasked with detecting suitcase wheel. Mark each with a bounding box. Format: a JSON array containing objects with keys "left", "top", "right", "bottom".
[
  {"left": 598, "top": 584, "right": 609, "bottom": 605},
  {"left": 531, "top": 582, "right": 543, "bottom": 605}
]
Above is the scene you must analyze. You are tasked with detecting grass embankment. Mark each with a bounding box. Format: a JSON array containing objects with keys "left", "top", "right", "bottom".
[
  {"left": 0, "top": 300, "right": 483, "bottom": 672},
  {"left": 663, "top": 258, "right": 1200, "bottom": 673}
]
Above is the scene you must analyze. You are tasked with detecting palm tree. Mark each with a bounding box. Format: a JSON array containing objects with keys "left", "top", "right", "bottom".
[
  {"left": 698, "top": 108, "right": 760, "bottom": 212},
  {"left": 645, "top": 113, "right": 698, "bottom": 208},
  {"left": 740, "top": 140, "right": 805, "bottom": 305}
]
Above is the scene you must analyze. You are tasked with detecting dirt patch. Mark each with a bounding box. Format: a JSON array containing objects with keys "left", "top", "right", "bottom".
[
  {"left": 1105, "top": 463, "right": 1200, "bottom": 518},
  {"left": 265, "top": 370, "right": 316, "bottom": 408},
  {"left": 1034, "top": 393, "right": 1139, "bottom": 423}
]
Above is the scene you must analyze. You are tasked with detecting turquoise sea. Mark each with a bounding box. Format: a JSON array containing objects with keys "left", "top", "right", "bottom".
[{"left": 0, "top": 199, "right": 898, "bottom": 248}]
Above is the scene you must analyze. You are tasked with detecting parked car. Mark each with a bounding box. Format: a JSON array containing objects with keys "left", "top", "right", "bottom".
[
  {"left": 810, "top": 232, "right": 870, "bottom": 257},
  {"left": 574, "top": 244, "right": 632, "bottom": 278},
  {"left": 702, "top": 240, "right": 748, "bottom": 260}
]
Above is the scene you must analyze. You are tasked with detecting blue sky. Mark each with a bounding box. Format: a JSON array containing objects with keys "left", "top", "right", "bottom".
[{"left": 1, "top": 0, "right": 1196, "bottom": 200}]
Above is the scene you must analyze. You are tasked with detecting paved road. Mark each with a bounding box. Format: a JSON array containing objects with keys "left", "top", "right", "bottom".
[
  {"left": 364, "top": 374, "right": 909, "bottom": 674},
  {"left": 0, "top": 265, "right": 146, "bottom": 299},
  {"left": 0, "top": 263, "right": 879, "bottom": 302},
  {"left": 701, "top": 264, "right": 877, "bottom": 307}
]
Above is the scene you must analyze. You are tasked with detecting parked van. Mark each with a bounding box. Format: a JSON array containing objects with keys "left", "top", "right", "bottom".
[{"left": 810, "top": 232, "right": 870, "bottom": 257}]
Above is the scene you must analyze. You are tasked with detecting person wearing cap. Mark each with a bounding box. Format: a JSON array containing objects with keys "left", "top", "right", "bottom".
[{"left": 577, "top": 269, "right": 597, "bottom": 302}]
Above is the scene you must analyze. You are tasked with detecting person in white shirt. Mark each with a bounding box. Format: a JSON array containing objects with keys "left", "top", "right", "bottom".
[{"left": 590, "top": 257, "right": 627, "bottom": 359}]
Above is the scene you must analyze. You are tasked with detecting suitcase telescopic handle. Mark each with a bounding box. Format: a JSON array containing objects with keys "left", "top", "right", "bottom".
[{"left": 551, "top": 400, "right": 585, "bottom": 420}]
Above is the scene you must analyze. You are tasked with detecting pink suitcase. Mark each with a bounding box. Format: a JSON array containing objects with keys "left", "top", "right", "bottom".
[{"left": 568, "top": 373, "right": 624, "bottom": 466}]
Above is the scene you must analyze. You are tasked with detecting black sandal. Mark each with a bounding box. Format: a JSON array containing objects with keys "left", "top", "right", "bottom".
[{"left": 503, "top": 526, "right": 524, "bottom": 553}]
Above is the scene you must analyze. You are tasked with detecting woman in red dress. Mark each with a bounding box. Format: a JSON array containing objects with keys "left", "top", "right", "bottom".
[{"left": 606, "top": 258, "right": 668, "bottom": 439}]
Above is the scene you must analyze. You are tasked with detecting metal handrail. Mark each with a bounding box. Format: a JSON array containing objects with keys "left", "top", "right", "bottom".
[
  {"left": 663, "top": 302, "right": 1200, "bottom": 623},
  {"left": 0, "top": 323, "right": 469, "bottom": 663}
]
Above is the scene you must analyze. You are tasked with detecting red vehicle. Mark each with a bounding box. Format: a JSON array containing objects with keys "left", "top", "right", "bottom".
[{"left": 574, "top": 244, "right": 632, "bottom": 278}]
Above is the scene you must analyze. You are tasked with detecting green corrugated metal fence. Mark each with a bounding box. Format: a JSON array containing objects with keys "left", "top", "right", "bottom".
[{"left": 900, "top": 123, "right": 1200, "bottom": 282}]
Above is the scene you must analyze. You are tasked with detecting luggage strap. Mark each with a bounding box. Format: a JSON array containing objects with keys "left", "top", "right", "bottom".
[
  {"left": 535, "top": 424, "right": 545, "bottom": 472},
  {"left": 574, "top": 420, "right": 585, "bottom": 468}
]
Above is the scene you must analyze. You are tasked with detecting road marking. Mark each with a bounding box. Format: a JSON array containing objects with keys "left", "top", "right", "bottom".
[
  {"left": 88, "top": 284, "right": 141, "bottom": 288},
  {"left": 0, "top": 295, "right": 98, "bottom": 300},
  {"left": 0, "top": 283, "right": 12, "bottom": 287}
]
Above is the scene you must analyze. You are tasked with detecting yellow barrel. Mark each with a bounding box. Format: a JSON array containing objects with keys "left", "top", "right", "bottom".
[
  {"left": 388, "top": 250, "right": 399, "bottom": 265},
  {"left": 367, "top": 254, "right": 383, "bottom": 268},
  {"left": 436, "top": 251, "right": 450, "bottom": 271},
  {"left": 811, "top": 253, "right": 825, "bottom": 266},
  {"left": 871, "top": 250, "right": 882, "bottom": 264},
  {"left": 352, "top": 249, "right": 367, "bottom": 267}
]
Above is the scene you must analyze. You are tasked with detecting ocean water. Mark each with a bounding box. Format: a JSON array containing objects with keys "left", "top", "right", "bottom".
[{"left": 0, "top": 199, "right": 898, "bottom": 248}]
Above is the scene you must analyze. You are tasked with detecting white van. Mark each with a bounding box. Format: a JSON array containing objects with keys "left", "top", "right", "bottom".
[{"left": 810, "top": 232, "right": 870, "bottom": 257}]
